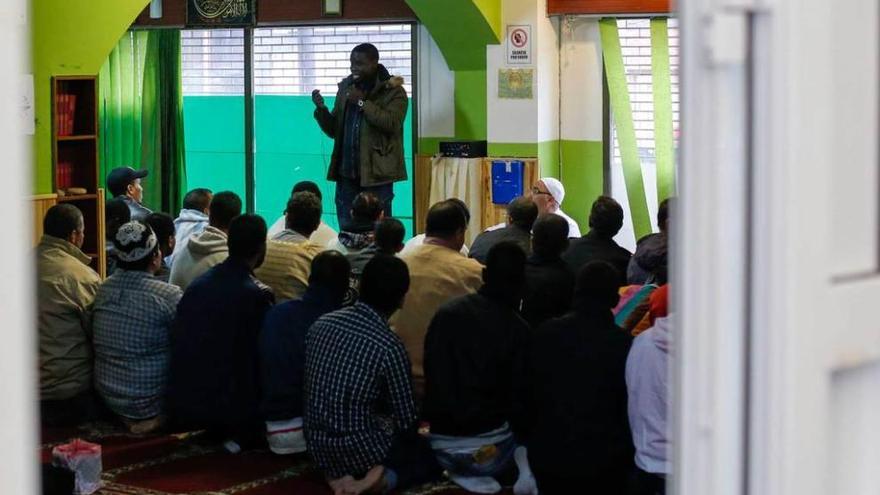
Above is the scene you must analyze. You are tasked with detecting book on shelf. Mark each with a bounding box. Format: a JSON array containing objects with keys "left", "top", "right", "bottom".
[{"left": 55, "top": 94, "right": 77, "bottom": 136}]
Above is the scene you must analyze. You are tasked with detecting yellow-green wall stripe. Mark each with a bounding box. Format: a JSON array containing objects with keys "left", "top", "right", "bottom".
[{"left": 651, "top": 18, "right": 675, "bottom": 202}]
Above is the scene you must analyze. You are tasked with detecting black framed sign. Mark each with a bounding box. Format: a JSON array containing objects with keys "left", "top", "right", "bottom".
[{"left": 187, "top": 0, "right": 255, "bottom": 27}]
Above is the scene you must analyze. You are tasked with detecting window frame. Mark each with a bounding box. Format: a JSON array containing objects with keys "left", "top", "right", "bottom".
[{"left": 180, "top": 21, "right": 419, "bottom": 219}]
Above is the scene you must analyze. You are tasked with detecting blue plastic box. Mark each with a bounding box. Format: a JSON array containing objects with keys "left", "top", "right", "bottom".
[{"left": 491, "top": 160, "right": 524, "bottom": 205}]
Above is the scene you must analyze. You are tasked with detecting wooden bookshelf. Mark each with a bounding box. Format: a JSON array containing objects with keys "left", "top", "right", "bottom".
[{"left": 51, "top": 76, "right": 106, "bottom": 278}]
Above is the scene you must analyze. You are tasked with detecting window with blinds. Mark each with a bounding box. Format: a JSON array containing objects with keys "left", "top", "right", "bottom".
[
  {"left": 253, "top": 24, "right": 413, "bottom": 95},
  {"left": 611, "top": 18, "right": 680, "bottom": 171},
  {"left": 181, "top": 29, "right": 245, "bottom": 95},
  {"left": 609, "top": 18, "right": 679, "bottom": 247}
]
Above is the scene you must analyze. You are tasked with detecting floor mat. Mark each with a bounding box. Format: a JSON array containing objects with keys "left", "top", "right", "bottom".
[{"left": 41, "top": 422, "right": 507, "bottom": 494}]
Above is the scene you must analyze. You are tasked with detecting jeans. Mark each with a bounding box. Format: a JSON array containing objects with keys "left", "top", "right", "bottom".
[
  {"left": 432, "top": 433, "right": 518, "bottom": 478},
  {"left": 335, "top": 178, "right": 394, "bottom": 231}
]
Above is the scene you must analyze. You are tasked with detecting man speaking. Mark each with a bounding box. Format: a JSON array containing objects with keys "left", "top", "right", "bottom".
[{"left": 312, "top": 43, "right": 408, "bottom": 230}]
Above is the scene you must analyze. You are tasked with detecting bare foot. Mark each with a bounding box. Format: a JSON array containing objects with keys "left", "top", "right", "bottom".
[
  {"left": 328, "top": 475, "right": 356, "bottom": 495},
  {"left": 347, "top": 465, "right": 387, "bottom": 494}
]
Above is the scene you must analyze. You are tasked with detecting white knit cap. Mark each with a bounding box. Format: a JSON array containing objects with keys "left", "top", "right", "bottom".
[{"left": 540, "top": 177, "right": 565, "bottom": 205}]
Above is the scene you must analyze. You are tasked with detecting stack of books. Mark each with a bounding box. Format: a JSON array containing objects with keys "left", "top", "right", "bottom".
[{"left": 55, "top": 94, "right": 77, "bottom": 136}]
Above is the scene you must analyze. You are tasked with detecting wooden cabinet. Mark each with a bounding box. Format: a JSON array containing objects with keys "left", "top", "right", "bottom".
[{"left": 51, "top": 76, "right": 106, "bottom": 278}]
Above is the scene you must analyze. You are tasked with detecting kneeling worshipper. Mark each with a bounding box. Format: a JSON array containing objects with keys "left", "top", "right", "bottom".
[
  {"left": 304, "top": 255, "right": 440, "bottom": 494},
  {"left": 37, "top": 204, "right": 102, "bottom": 427},
  {"left": 167, "top": 214, "right": 274, "bottom": 452},
  {"left": 92, "top": 221, "right": 183, "bottom": 434},
  {"left": 259, "top": 251, "right": 351, "bottom": 455},
  {"left": 255, "top": 191, "right": 326, "bottom": 303},
  {"left": 423, "top": 242, "right": 538, "bottom": 495}
]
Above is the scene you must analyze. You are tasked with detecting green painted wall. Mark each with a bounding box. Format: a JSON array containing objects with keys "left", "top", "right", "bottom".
[
  {"left": 405, "top": 0, "right": 499, "bottom": 70},
  {"left": 488, "top": 142, "right": 539, "bottom": 157},
  {"left": 561, "top": 140, "right": 604, "bottom": 233},
  {"left": 32, "top": 0, "right": 151, "bottom": 194},
  {"left": 538, "top": 140, "right": 561, "bottom": 179},
  {"left": 184, "top": 95, "right": 415, "bottom": 236},
  {"left": 454, "top": 70, "right": 488, "bottom": 140}
]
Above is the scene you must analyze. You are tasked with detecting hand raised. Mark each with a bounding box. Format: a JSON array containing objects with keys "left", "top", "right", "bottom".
[{"left": 311, "top": 89, "right": 326, "bottom": 109}]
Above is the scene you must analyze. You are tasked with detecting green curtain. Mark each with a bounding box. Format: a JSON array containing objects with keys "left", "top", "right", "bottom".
[
  {"left": 99, "top": 31, "right": 149, "bottom": 189},
  {"left": 141, "top": 30, "right": 187, "bottom": 215},
  {"left": 98, "top": 29, "right": 186, "bottom": 214}
]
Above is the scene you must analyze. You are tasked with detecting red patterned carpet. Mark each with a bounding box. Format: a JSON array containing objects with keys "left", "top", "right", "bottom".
[{"left": 41, "top": 422, "right": 498, "bottom": 495}]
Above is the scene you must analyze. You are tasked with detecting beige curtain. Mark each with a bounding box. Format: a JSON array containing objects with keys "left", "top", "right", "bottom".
[{"left": 429, "top": 156, "right": 483, "bottom": 246}]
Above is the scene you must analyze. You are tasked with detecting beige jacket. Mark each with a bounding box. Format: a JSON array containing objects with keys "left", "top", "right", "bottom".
[
  {"left": 254, "top": 239, "right": 325, "bottom": 303},
  {"left": 390, "top": 244, "right": 483, "bottom": 396},
  {"left": 36, "top": 235, "right": 101, "bottom": 401}
]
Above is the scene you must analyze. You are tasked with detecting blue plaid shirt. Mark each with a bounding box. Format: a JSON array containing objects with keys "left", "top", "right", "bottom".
[
  {"left": 92, "top": 270, "right": 182, "bottom": 419},
  {"left": 304, "top": 302, "right": 417, "bottom": 479}
]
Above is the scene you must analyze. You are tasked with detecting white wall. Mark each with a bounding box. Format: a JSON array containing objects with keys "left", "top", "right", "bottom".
[
  {"left": 487, "top": 0, "right": 539, "bottom": 144},
  {"left": 559, "top": 17, "right": 604, "bottom": 142},
  {"left": 536, "top": 6, "right": 560, "bottom": 143},
  {"left": 417, "top": 24, "right": 455, "bottom": 139}
]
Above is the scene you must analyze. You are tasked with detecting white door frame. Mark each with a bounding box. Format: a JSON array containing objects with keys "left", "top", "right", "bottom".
[
  {"left": 0, "top": 0, "right": 38, "bottom": 493},
  {"left": 677, "top": 0, "right": 880, "bottom": 493}
]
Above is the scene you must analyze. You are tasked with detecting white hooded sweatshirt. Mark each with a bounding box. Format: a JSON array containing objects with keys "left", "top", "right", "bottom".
[
  {"left": 168, "top": 226, "right": 229, "bottom": 290},
  {"left": 168, "top": 209, "right": 209, "bottom": 266},
  {"left": 625, "top": 314, "right": 672, "bottom": 475}
]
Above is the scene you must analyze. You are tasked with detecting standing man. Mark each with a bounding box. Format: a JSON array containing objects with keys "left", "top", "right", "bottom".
[{"left": 312, "top": 43, "right": 408, "bottom": 230}]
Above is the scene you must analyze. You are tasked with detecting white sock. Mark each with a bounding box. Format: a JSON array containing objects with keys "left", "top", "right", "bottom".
[
  {"left": 449, "top": 474, "right": 502, "bottom": 494},
  {"left": 513, "top": 446, "right": 539, "bottom": 495},
  {"left": 222, "top": 439, "right": 242, "bottom": 454}
]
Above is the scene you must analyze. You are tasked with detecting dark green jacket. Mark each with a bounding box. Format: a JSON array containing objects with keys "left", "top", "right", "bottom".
[{"left": 314, "top": 65, "right": 408, "bottom": 187}]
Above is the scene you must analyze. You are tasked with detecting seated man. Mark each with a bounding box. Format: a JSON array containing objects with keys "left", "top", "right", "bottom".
[
  {"left": 531, "top": 178, "right": 580, "bottom": 238},
  {"left": 626, "top": 314, "right": 672, "bottom": 495},
  {"left": 423, "top": 242, "right": 537, "bottom": 495},
  {"left": 255, "top": 191, "right": 325, "bottom": 302},
  {"left": 391, "top": 199, "right": 484, "bottom": 396},
  {"left": 105, "top": 197, "right": 131, "bottom": 277},
  {"left": 348, "top": 217, "right": 406, "bottom": 286},
  {"left": 305, "top": 255, "right": 440, "bottom": 494},
  {"left": 168, "top": 214, "right": 274, "bottom": 451},
  {"left": 468, "top": 196, "right": 538, "bottom": 264},
  {"left": 401, "top": 199, "right": 471, "bottom": 257},
  {"left": 526, "top": 261, "right": 634, "bottom": 494},
  {"left": 37, "top": 204, "right": 102, "bottom": 427},
  {"left": 328, "top": 192, "right": 383, "bottom": 254},
  {"left": 259, "top": 251, "right": 351, "bottom": 455},
  {"left": 170, "top": 188, "right": 212, "bottom": 265},
  {"left": 107, "top": 166, "right": 152, "bottom": 221},
  {"left": 521, "top": 214, "right": 576, "bottom": 328},
  {"left": 629, "top": 198, "right": 673, "bottom": 285},
  {"left": 93, "top": 221, "right": 183, "bottom": 434},
  {"left": 146, "top": 212, "right": 175, "bottom": 283},
  {"left": 267, "top": 181, "right": 338, "bottom": 246},
  {"left": 562, "top": 195, "right": 631, "bottom": 285},
  {"left": 169, "top": 191, "right": 242, "bottom": 290},
  {"left": 614, "top": 240, "right": 668, "bottom": 335}
]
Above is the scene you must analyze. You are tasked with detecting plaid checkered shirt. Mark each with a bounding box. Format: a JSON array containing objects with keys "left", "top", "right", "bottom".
[
  {"left": 304, "top": 302, "right": 417, "bottom": 479},
  {"left": 92, "top": 270, "right": 182, "bottom": 420}
]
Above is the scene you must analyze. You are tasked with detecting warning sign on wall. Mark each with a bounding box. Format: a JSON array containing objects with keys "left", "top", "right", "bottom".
[{"left": 506, "top": 25, "right": 532, "bottom": 65}]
